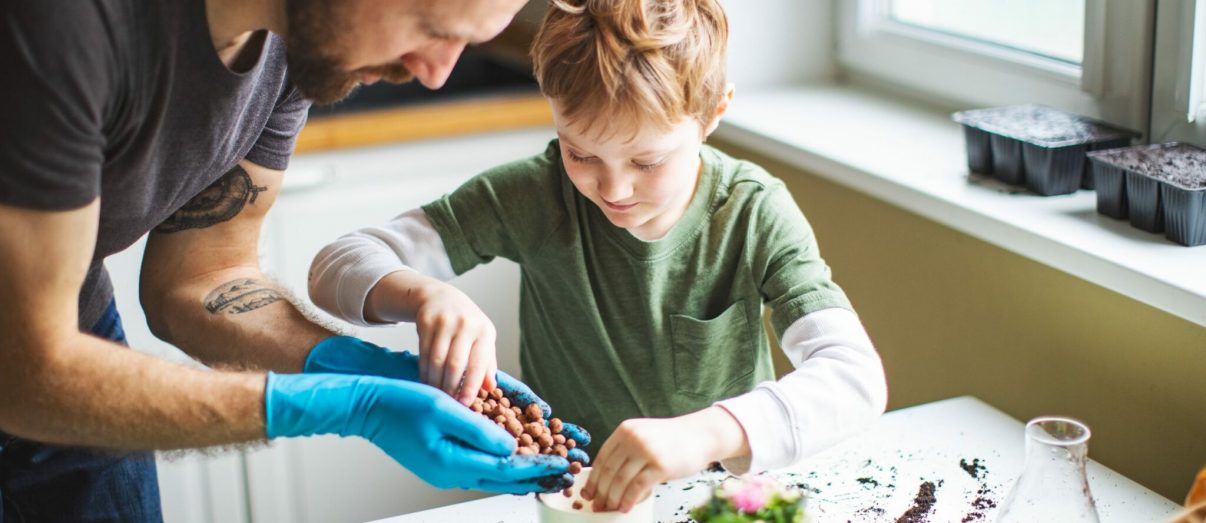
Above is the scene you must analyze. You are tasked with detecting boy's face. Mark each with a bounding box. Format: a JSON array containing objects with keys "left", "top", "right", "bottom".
[
  {"left": 285, "top": 0, "right": 527, "bottom": 104},
  {"left": 552, "top": 103, "right": 706, "bottom": 240}
]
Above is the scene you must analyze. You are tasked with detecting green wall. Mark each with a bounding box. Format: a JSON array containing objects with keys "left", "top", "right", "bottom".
[{"left": 718, "top": 140, "right": 1206, "bottom": 503}]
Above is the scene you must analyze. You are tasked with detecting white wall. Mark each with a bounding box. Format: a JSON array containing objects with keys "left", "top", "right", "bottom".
[
  {"left": 723, "top": 0, "right": 836, "bottom": 88},
  {"left": 514, "top": 0, "right": 837, "bottom": 89}
]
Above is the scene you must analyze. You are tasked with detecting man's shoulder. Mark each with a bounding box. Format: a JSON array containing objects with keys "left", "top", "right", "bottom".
[
  {"left": 1, "top": 0, "right": 151, "bottom": 90},
  {"left": 3, "top": 0, "right": 131, "bottom": 50}
]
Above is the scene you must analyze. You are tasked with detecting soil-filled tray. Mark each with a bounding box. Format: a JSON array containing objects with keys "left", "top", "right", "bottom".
[
  {"left": 952, "top": 105, "right": 1138, "bottom": 196},
  {"left": 1087, "top": 142, "right": 1206, "bottom": 247}
]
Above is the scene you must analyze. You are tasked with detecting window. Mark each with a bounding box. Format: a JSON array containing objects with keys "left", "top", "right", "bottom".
[
  {"left": 888, "top": 0, "right": 1084, "bottom": 64},
  {"left": 838, "top": 0, "right": 1154, "bottom": 133},
  {"left": 1150, "top": 0, "right": 1206, "bottom": 143},
  {"left": 1188, "top": 0, "right": 1206, "bottom": 123}
]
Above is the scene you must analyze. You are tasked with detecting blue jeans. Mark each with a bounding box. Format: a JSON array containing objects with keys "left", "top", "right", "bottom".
[{"left": 0, "top": 301, "right": 163, "bottom": 522}]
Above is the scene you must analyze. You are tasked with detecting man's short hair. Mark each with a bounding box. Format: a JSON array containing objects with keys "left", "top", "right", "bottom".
[{"left": 531, "top": 0, "right": 729, "bottom": 139}]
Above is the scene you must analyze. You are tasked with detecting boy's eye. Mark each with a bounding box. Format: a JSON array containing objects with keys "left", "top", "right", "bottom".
[
  {"left": 567, "top": 151, "right": 597, "bottom": 163},
  {"left": 633, "top": 159, "right": 665, "bottom": 172}
]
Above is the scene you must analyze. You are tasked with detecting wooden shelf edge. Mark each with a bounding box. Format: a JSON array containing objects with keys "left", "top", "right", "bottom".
[{"left": 295, "top": 93, "right": 553, "bottom": 153}]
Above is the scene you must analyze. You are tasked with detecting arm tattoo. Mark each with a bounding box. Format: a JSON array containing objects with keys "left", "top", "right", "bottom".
[
  {"left": 156, "top": 165, "right": 268, "bottom": 233},
  {"left": 205, "top": 279, "right": 283, "bottom": 314}
]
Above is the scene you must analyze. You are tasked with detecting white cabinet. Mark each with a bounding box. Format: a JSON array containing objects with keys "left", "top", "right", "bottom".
[{"left": 104, "top": 128, "right": 557, "bottom": 522}]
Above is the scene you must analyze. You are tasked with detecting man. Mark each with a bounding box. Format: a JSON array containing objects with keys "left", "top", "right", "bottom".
[{"left": 0, "top": 0, "right": 582, "bottom": 520}]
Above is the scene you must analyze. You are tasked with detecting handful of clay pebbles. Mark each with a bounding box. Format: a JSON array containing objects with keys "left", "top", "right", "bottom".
[{"left": 471, "top": 387, "right": 584, "bottom": 478}]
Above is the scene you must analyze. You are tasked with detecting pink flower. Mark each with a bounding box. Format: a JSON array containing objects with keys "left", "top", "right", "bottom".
[{"left": 723, "top": 477, "right": 775, "bottom": 513}]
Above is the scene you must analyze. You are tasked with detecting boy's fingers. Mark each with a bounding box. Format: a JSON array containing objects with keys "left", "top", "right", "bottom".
[
  {"left": 617, "top": 467, "right": 656, "bottom": 513},
  {"left": 586, "top": 445, "right": 625, "bottom": 510},
  {"left": 582, "top": 434, "right": 619, "bottom": 500},
  {"left": 458, "top": 340, "right": 490, "bottom": 404},
  {"left": 426, "top": 326, "right": 453, "bottom": 390},
  {"left": 443, "top": 333, "right": 473, "bottom": 397},
  {"left": 484, "top": 361, "right": 497, "bottom": 391},
  {"left": 604, "top": 455, "right": 645, "bottom": 511}
]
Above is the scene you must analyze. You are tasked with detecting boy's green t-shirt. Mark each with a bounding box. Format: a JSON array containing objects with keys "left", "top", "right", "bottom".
[{"left": 422, "top": 141, "right": 852, "bottom": 446}]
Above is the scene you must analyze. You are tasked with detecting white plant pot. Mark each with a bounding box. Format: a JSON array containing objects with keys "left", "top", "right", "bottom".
[{"left": 537, "top": 468, "right": 655, "bottom": 523}]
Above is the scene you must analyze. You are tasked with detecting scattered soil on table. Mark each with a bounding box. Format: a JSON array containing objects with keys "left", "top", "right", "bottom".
[
  {"left": 895, "top": 481, "right": 938, "bottom": 523},
  {"left": 958, "top": 458, "right": 997, "bottom": 522},
  {"left": 960, "top": 487, "right": 999, "bottom": 522},
  {"left": 854, "top": 506, "right": 887, "bottom": 518},
  {"left": 857, "top": 477, "right": 881, "bottom": 489},
  {"left": 959, "top": 458, "right": 986, "bottom": 480},
  {"left": 665, "top": 454, "right": 1002, "bottom": 522}
]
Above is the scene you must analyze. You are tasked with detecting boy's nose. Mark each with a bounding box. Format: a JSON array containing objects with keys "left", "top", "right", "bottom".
[
  {"left": 596, "top": 173, "right": 634, "bottom": 202},
  {"left": 404, "top": 42, "right": 465, "bottom": 90}
]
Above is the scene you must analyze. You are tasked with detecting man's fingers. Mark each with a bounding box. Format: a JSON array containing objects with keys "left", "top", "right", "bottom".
[
  {"left": 477, "top": 473, "right": 573, "bottom": 494},
  {"left": 567, "top": 448, "right": 590, "bottom": 466},
  {"left": 437, "top": 404, "right": 515, "bottom": 457},
  {"left": 497, "top": 370, "right": 550, "bottom": 418},
  {"left": 560, "top": 422, "right": 591, "bottom": 448},
  {"left": 445, "top": 452, "right": 571, "bottom": 493},
  {"left": 494, "top": 454, "right": 571, "bottom": 482}
]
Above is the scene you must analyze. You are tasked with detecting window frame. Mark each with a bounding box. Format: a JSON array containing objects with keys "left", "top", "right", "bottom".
[
  {"left": 836, "top": 0, "right": 1155, "bottom": 134},
  {"left": 1151, "top": 0, "right": 1206, "bottom": 145}
]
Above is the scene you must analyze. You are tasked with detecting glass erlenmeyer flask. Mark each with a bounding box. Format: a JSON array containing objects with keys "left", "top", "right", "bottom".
[{"left": 997, "top": 416, "right": 1100, "bottom": 522}]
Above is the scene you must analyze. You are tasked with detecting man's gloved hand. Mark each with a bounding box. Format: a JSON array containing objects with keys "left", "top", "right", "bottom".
[
  {"left": 303, "top": 336, "right": 592, "bottom": 457},
  {"left": 264, "top": 372, "right": 574, "bottom": 493}
]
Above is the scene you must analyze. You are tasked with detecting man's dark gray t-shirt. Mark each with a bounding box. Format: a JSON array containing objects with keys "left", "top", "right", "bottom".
[{"left": 0, "top": 0, "right": 310, "bottom": 328}]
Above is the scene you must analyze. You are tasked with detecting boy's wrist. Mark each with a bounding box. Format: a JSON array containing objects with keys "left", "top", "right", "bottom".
[
  {"left": 365, "top": 269, "right": 443, "bottom": 323},
  {"left": 689, "top": 406, "right": 752, "bottom": 463}
]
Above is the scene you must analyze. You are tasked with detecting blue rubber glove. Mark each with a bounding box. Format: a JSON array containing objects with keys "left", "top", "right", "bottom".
[
  {"left": 264, "top": 372, "right": 573, "bottom": 493},
  {"left": 304, "top": 336, "right": 592, "bottom": 457}
]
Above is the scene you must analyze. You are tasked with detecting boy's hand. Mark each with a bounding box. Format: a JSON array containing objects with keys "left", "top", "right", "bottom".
[
  {"left": 413, "top": 281, "right": 498, "bottom": 404},
  {"left": 581, "top": 407, "right": 749, "bottom": 513}
]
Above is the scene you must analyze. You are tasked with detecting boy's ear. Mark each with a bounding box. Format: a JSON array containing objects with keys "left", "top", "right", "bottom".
[{"left": 703, "top": 84, "right": 737, "bottom": 137}]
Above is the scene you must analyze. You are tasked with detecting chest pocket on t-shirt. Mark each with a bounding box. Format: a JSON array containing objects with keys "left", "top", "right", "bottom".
[{"left": 670, "top": 300, "right": 755, "bottom": 398}]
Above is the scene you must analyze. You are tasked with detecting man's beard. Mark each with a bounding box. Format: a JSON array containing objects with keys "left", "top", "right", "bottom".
[{"left": 284, "top": 0, "right": 416, "bottom": 105}]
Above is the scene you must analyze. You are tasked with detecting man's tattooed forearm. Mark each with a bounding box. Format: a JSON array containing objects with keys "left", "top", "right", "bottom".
[
  {"left": 156, "top": 165, "right": 268, "bottom": 233},
  {"left": 204, "top": 279, "right": 283, "bottom": 314}
]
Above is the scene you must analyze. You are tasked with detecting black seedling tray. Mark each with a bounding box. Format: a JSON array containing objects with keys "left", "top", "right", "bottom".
[
  {"left": 952, "top": 105, "right": 1138, "bottom": 196},
  {"left": 1087, "top": 142, "right": 1206, "bottom": 247}
]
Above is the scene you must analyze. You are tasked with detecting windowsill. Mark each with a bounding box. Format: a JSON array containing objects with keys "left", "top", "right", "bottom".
[{"left": 714, "top": 83, "right": 1206, "bottom": 328}]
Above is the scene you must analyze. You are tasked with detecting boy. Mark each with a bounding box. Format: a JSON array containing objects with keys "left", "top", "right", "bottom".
[{"left": 309, "top": 0, "right": 887, "bottom": 513}]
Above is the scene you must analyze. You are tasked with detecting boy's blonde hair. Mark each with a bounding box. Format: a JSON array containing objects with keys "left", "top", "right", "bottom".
[{"left": 531, "top": 0, "right": 729, "bottom": 139}]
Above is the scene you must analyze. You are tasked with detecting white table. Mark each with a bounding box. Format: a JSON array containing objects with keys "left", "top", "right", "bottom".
[{"left": 370, "top": 396, "right": 1180, "bottom": 522}]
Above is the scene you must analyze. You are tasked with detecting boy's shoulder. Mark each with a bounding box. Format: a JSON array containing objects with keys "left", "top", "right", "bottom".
[
  {"left": 453, "top": 140, "right": 571, "bottom": 203},
  {"left": 427, "top": 139, "right": 573, "bottom": 228},
  {"left": 476, "top": 140, "right": 565, "bottom": 183},
  {"left": 704, "top": 145, "right": 790, "bottom": 206}
]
